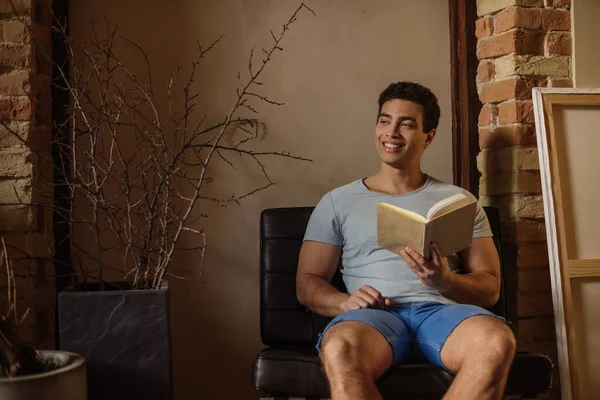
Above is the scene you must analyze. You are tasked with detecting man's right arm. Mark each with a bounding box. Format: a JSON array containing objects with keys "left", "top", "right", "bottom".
[{"left": 296, "top": 241, "right": 390, "bottom": 317}]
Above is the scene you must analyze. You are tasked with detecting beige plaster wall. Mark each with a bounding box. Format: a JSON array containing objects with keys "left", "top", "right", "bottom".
[
  {"left": 69, "top": 1, "right": 453, "bottom": 398},
  {"left": 573, "top": 0, "right": 600, "bottom": 88}
]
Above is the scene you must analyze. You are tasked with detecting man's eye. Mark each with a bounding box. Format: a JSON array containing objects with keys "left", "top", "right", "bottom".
[
  {"left": 379, "top": 120, "right": 389, "bottom": 125},
  {"left": 401, "top": 122, "right": 416, "bottom": 129}
]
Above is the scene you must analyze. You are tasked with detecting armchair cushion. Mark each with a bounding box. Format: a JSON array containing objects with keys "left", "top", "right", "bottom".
[{"left": 254, "top": 347, "right": 553, "bottom": 399}]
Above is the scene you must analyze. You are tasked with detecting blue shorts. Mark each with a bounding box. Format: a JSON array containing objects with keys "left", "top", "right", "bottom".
[{"left": 316, "top": 301, "right": 505, "bottom": 372}]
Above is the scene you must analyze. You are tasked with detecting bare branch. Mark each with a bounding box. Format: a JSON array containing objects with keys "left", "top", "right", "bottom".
[{"left": 2, "top": 2, "right": 315, "bottom": 290}]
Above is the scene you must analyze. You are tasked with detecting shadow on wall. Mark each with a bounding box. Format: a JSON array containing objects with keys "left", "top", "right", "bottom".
[
  {"left": 478, "top": 126, "right": 546, "bottom": 328},
  {"left": 479, "top": 130, "right": 519, "bottom": 328},
  {"left": 169, "top": 253, "right": 258, "bottom": 399}
]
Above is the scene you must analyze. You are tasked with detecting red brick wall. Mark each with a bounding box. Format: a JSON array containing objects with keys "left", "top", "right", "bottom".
[
  {"left": 0, "top": 0, "right": 54, "bottom": 349},
  {"left": 476, "top": 0, "right": 572, "bottom": 398}
]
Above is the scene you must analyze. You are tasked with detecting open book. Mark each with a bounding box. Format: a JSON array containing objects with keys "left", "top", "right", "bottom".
[{"left": 377, "top": 192, "right": 477, "bottom": 259}]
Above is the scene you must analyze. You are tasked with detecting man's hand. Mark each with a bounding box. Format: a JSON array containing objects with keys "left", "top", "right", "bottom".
[
  {"left": 400, "top": 243, "right": 454, "bottom": 292},
  {"left": 339, "top": 285, "right": 391, "bottom": 312}
]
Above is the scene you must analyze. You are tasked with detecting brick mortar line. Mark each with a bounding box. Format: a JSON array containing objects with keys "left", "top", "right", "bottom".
[
  {"left": 480, "top": 171, "right": 541, "bottom": 175},
  {"left": 0, "top": 68, "right": 31, "bottom": 73},
  {"left": 481, "top": 26, "right": 571, "bottom": 35},
  {"left": 0, "top": 43, "right": 30, "bottom": 47},
  {"left": 0, "top": 13, "right": 30, "bottom": 19},
  {"left": 477, "top": 54, "right": 572, "bottom": 63},
  {"left": 476, "top": 74, "right": 542, "bottom": 82},
  {"left": 479, "top": 6, "right": 572, "bottom": 18},
  {"left": 0, "top": 42, "right": 32, "bottom": 46},
  {"left": 481, "top": 213, "right": 546, "bottom": 219},
  {"left": 483, "top": 121, "right": 536, "bottom": 125},
  {"left": 0, "top": 176, "right": 33, "bottom": 180}
]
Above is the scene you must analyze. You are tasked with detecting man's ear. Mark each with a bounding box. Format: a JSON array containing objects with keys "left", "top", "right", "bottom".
[{"left": 424, "top": 129, "right": 436, "bottom": 148}]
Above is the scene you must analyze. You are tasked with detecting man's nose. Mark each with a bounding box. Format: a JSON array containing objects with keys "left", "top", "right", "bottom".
[{"left": 390, "top": 121, "right": 402, "bottom": 136}]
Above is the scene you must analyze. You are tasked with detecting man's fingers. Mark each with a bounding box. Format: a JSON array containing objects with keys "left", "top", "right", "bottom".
[
  {"left": 360, "top": 286, "right": 385, "bottom": 306},
  {"left": 407, "top": 263, "right": 422, "bottom": 276},
  {"left": 351, "top": 297, "right": 370, "bottom": 309},
  {"left": 401, "top": 249, "right": 424, "bottom": 275},
  {"left": 408, "top": 264, "right": 425, "bottom": 279},
  {"left": 368, "top": 289, "right": 389, "bottom": 309},
  {"left": 352, "top": 290, "right": 377, "bottom": 307},
  {"left": 358, "top": 285, "right": 378, "bottom": 296},
  {"left": 430, "top": 242, "right": 443, "bottom": 262},
  {"left": 405, "top": 246, "right": 426, "bottom": 265},
  {"left": 348, "top": 286, "right": 390, "bottom": 310},
  {"left": 359, "top": 285, "right": 387, "bottom": 308}
]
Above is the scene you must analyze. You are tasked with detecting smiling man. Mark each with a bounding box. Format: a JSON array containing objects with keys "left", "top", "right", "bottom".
[{"left": 296, "top": 82, "right": 516, "bottom": 400}]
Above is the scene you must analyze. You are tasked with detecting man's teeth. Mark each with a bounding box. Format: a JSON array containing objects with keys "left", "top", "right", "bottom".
[{"left": 384, "top": 143, "right": 403, "bottom": 149}]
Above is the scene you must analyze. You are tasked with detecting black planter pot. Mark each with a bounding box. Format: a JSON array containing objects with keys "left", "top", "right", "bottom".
[{"left": 57, "top": 284, "right": 172, "bottom": 400}]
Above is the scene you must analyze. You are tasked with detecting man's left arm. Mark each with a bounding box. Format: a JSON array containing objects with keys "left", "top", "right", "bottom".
[{"left": 401, "top": 237, "right": 501, "bottom": 308}]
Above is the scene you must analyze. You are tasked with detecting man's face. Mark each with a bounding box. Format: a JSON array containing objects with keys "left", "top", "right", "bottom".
[{"left": 374, "top": 99, "right": 434, "bottom": 169}]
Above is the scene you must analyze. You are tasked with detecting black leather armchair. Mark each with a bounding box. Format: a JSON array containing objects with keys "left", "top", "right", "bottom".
[{"left": 253, "top": 207, "right": 554, "bottom": 399}]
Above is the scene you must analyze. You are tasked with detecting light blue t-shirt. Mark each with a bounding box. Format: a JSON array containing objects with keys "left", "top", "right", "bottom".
[{"left": 303, "top": 175, "right": 493, "bottom": 305}]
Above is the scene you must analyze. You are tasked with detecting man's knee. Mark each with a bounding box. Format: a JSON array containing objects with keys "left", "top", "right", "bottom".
[
  {"left": 320, "top": 321, "right": 392, "bottom": 376},
  {"left": 470, "top": 318, "right": 516, "bottom": 367},
  {"left": 444, "top": 316, "right": 517, "bottom": 373},
  {"left": 320, "top": 322, "right": 363, "bottom": 367},
  {"left": 484, "top": 324, "right": 516, "bottom": 364}
]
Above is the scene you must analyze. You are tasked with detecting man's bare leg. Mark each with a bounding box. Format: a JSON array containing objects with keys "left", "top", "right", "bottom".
[
  {"left": 441, "top": 316, "right": 516, "bottom": 400},
  {"left": 320, "top": 321, "right": 393, "bottom": 400}
]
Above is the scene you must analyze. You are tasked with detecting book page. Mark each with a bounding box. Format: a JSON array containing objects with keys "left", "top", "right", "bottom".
[
  {"left": 430, "top": 196, "right": 476, "bottom": 221},
  {"left": 426, "top": 192, "right": 469, "bottom": 220},
  {"left": 379, "top": 202, "right": 427, "bottom": 223}
]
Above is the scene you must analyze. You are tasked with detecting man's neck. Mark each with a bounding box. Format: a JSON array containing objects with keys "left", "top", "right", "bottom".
[{"left": 365, "top": 165, "right": 427, "bottom": 195}]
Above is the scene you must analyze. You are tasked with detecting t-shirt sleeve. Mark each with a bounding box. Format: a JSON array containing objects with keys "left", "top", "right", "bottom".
[
  {"left": 473, "top": 201, "right": 493, "bottom": 238},
  {"left": 303, "top": 192, "right": 343, "bottom": 246}
]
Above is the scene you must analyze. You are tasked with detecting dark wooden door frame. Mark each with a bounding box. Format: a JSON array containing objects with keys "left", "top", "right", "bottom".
[
  {"left": 52, "top": 0, "right": 71, "bottom": 293},
  {"left": 449, "top": 0, "right": 481, "bottom": 197}
]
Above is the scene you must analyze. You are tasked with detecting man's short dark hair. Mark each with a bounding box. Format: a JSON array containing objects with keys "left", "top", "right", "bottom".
[{"left": 377, "top": 82, "right": 441, "bottom": 133}]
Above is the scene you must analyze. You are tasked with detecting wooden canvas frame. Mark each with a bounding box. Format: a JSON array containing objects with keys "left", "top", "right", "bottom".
[{"left": 533, "top": 88, "right": 600, "bottom": 400}]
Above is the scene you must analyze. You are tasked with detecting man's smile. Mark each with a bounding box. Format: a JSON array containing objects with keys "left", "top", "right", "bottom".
[{"left": 382, "top": 141, "right": 406, "bottom": 152}]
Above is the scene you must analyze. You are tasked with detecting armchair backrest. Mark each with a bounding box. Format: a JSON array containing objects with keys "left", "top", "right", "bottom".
[{"left": 259, "top": 206, "right": 505, "bottom": 346}]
